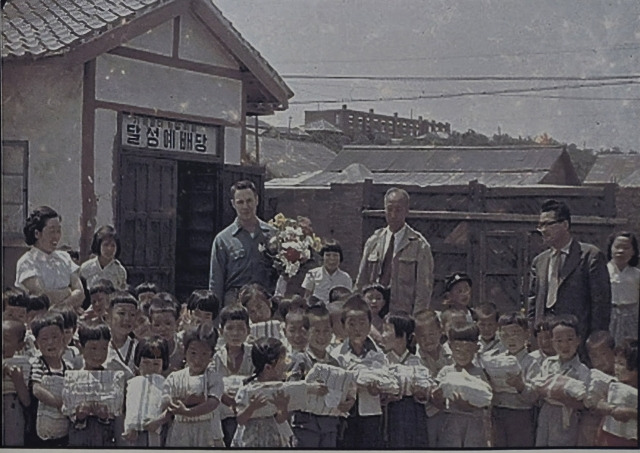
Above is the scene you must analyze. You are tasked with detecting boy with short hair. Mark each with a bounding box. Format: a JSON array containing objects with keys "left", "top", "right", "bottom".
[
  {"left": 288, "top": 304, "right": 355, "bottom": 448},
  {"left": 29, "top": 312, "right": 71, "bottom": 446},
  {"left": 535, "top": 315, "right": 590, "bottom": 447},
  {"left": 579, "top": 330, "right": 618, "bottom": 446},
  {"left": 81, "top": 279, "right": 115, "bottom": 325},
  {"left": 531, "top": 316, "right": 556, "bottom": 366},
  {"left": 442, "top": 272, "right": 474, "bottom": 321},
  {"left": 212, "top": 304, "right": 254, "bottom": 447},
  {"left": 473, "top": 303, "right": 505, "bottom": 355},
  {"left": 413, "top": 309, "right": 452, "bottom": 448},
  {"left": 27, "top": 294, "right": 50, "bottom": 325},
  {"left": 431, "top": 323, "right": 492, "bottom": 448},
  {"left": 106, "top": 291, "right": 139, "bottom": 374},
  {"left": 148, "top": 293, "right": 183, "bottom": 375},
  {"left": 3, "top": 320, "right": 31, "bottom": 446},
  {"left": 68, "top": 323, "right": 120, "bottom": 447},
  {"left": 488, "top": 312, "right": 541, "bottom": 447},
  {"left": 331, "top": 294, "right": 387, "bottom": 449},
  {"left": 50, "top": 307, "right": 80, "bottom": 366},
  {"left": 284, "top": 308, "right": 309, "bottom": 354}
]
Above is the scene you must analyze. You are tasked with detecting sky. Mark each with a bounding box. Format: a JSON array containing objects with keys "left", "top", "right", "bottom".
[{"left": 216, "top": 0, "right": 640, "bottom": 151}]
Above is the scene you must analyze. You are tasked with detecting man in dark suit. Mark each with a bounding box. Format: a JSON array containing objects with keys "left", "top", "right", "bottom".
[{"left": 527, "top": 199, "right": 611, "bottom": 342}]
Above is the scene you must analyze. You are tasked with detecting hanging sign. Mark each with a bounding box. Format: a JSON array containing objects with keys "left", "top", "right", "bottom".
[{"left": 121, "top": 113, "right": 217, "bottom": 155}]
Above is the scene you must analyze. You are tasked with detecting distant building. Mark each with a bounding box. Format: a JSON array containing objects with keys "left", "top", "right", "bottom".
[{"left": 305, "top": 104, "right": 451, "bottom": 140}]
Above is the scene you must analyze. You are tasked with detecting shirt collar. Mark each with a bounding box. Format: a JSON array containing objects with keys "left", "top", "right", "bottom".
[
  {"left": 231, "top": 217, "right": 271, "bottom": 236},
  {"left": 553, "top": 239, "right": 573, "bottom": 255}
]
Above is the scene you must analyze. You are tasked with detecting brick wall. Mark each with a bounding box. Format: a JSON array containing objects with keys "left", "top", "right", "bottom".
[{"left": 265, "top": 183, "right": 367, "bottom": 278}]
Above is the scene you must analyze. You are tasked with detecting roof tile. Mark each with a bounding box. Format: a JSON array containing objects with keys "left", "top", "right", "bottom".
[{"left": 2, "top": 0, "right": 166, "bottom": 59}]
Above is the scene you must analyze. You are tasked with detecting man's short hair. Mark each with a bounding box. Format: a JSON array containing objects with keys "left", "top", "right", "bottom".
[
  {"left": 540, "top": 199, "right": 572, "bottom": 228},
  {"left": 384, "top": 187, "right": 410, "bottom": 206},
  {"left": 231, "top": 180, "right": 258, "bottom": 198}
]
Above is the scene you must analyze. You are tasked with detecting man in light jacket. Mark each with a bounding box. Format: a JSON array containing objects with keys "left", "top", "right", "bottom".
[{"left": 355, "top": 187, "right": 434, "bottom": 315}]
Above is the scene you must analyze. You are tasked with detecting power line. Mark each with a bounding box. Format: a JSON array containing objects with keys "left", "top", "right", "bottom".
[
  {"left": 497, "top": 94, "right": 640, "bottom": 101},
  {"left": 289, "top": 80, "right": 640, "bottom": 105},
  {"left": 275, "top": 44, "right": 640, "bottom": 65},
  {"left": 284, "top": 74, "right": 640, "bottom": 82}
]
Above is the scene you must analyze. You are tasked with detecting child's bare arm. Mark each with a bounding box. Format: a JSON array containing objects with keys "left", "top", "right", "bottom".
[
  {"left": 271, "top": 390, "right": 290, "bottom": 424},
  {"left": 179, "top": 396, "right": 220, "bottom": 417},
  {"left": 8, "top": 366, "right": 31, "bottom": 407},
  {"left": 33, "top": 382, "right": 62, "bottom": 408},
  {"left": 236, "top": 392, "right": 268, "bottom": 425}
]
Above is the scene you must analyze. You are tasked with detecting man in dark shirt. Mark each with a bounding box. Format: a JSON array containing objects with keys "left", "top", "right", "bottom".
[{"left": 209, "top": 180, "right": 276, "bottom": 307}]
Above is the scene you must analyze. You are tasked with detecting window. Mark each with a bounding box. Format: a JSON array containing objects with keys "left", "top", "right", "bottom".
[{"left": 2, "top": 141, "right": 28, "bottom": 238}]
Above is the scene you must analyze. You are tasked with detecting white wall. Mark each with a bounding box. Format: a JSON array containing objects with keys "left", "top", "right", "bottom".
[
  {"left": 121, "top": 20, "right": 174, "bottom": 56},
  {"left": 2, "top": 61, "right": 84, "bottom": 248},
  {"left": 95, "top": 53, "right": 243, "bottom": 124},
  {"left": 179, "top": 12, "right": 239, "bottom": 68}
]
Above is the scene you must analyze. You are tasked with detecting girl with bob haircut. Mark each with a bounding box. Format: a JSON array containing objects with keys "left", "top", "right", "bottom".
[{"left": 80, "top": 225, "right": 128, "bottom": 290}]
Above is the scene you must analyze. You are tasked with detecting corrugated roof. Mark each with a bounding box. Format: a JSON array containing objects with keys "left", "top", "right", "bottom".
[
  {"left": 326, "top": 146, "right": 566, "bottom": 173},
  {"left": 267, "top": 168, "right": 549, "bottom": 187},
  {"left": 247, "top": 135, "right": 336, "bottom": 179},
  {"left": 583, "top": 154, "right": 640, "bottom": 186}
]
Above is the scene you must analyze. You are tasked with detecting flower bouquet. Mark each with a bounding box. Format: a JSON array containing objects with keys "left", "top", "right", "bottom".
[{"left": 261, "top": 213, "right": 322, "bottom": 278}]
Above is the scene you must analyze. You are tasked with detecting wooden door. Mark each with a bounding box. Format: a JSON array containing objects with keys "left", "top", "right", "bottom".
[{"left": 118, "top": 152, "right": 177, "bottom": 291}]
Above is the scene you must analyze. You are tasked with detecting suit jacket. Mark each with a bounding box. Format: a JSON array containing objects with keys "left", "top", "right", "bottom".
[
  {"left": 527, "top": 240, "right": 611, "bottom": 339},
  {"left": 355, "top": 224, "right": 434, "bottom": 315}
]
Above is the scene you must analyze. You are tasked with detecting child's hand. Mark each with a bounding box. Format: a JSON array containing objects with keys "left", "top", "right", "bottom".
[
  {"left": 76, "top": 403, "right": 91, "bottom": 421},
  {"left": 505, "top": 372, "right": 525, "bottom": 393},
  {"left": 183, "top": 393, "right": 206, "bottom": 407},
  {"left": 168, "top": 399, "right": 189, "bottom": 416},
  {"left": 413, "top": 388, "right": 429, "bottom": 403},
  {"left": 122, "top": 430, "right": 138, "bottom": 443},
  {"left": 307, "top": 382, "right": 329, "bottom": 396},
  {"left": 338, "top": 395, "right": 356, "bottom": 413},
  {"left": 430, "top": 387, "right": 446, "bottom": 409},
  {"left": 449, "top": 392, "right": 477, "bottom": 411},
  {"left": 366, "top": 383, "right": 380, "bottom": 396},
  {"left": 143, "top": 417, "right": 165, "bottom": 433},
  {"left": 7, "top": 365, "right": 24, "bottom": 384},
  {"left": 270, "top": 389, "right": 290, "bottom": 412},
  {"left": 248, "top": 392, "right": 269, "bottom": 410},
  {"left": 380, "top": 392, "right": 401, "bottom": 405},
  {"left": 94, "top": 403, "right": 110, "bottom": 420},
  {"left": 611, "top": 406, "right": 636, "bottom": 422},
  {"left": 221, "top": 393, "right": 237, "bottom": 410}
]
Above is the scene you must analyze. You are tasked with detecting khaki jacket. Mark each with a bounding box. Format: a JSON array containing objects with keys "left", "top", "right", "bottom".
[{"left": 356, "top": 224, "right": 434, "bottom": 314}]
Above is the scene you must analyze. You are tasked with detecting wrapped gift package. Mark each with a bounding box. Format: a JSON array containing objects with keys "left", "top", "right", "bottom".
[
  {"left": 534, "top": 374, "right": 586, "bottom": 401},
  {"left": 123, "top": 374, "right": 165, "bottom": 433},
  {"left": 250, "top": 320, "right": 284, "bottom": 341},
  {"left": 389, "top": 364, "right": 434, "bottom": 396},
  {"left": 61, "top": 370, "right": 126, "bottom": 417},
  {"left": 305, "top": 363, "right": 355, "bottom": 416},
  {"left": 440, "top": 370, "right": 493, "bottom": 408},
  {"left": 585, "top": 368, "right": 616, "bottom": 408},
  {"left": 602, "top": 381, "right": 638, "bottom": 440},
  {"left": 352, "top": 367, "right": 400, "bottom": 394},
  {"left": 245, "top": 381, "right": 308, "bottom": 418},
  {"left": 480, "top": 353, "right": 522, "bottom": 394}
]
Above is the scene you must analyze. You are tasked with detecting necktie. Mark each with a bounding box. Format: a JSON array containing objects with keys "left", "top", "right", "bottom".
[
  {"left": 379, "top": 233, "right": 395, "bottom": 287},
  {"left": 546, "top": 250, "right": 561, "bottom": 308}
]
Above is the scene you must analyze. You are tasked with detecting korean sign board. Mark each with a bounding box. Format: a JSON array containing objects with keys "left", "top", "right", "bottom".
[{"left": 122, "top": 114, "right": 217, "bottom": 155}]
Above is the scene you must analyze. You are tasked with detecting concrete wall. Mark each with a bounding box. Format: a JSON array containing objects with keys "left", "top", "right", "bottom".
[{"left": 2, "top": 61, "right": 84, "bottom": 247}]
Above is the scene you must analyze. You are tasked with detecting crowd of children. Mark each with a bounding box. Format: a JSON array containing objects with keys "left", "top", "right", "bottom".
[{"left": 2, "top": 225, "right": 639, "bottom": 448}]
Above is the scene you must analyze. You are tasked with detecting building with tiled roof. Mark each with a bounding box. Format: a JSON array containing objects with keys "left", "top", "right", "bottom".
[{"left": 2, "top": 0, "right": 294, "bottom": 295}]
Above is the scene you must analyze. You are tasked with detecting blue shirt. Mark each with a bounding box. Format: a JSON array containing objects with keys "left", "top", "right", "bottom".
[{"left": 209, "top": 217, "right": 276, "bottom": 302}]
